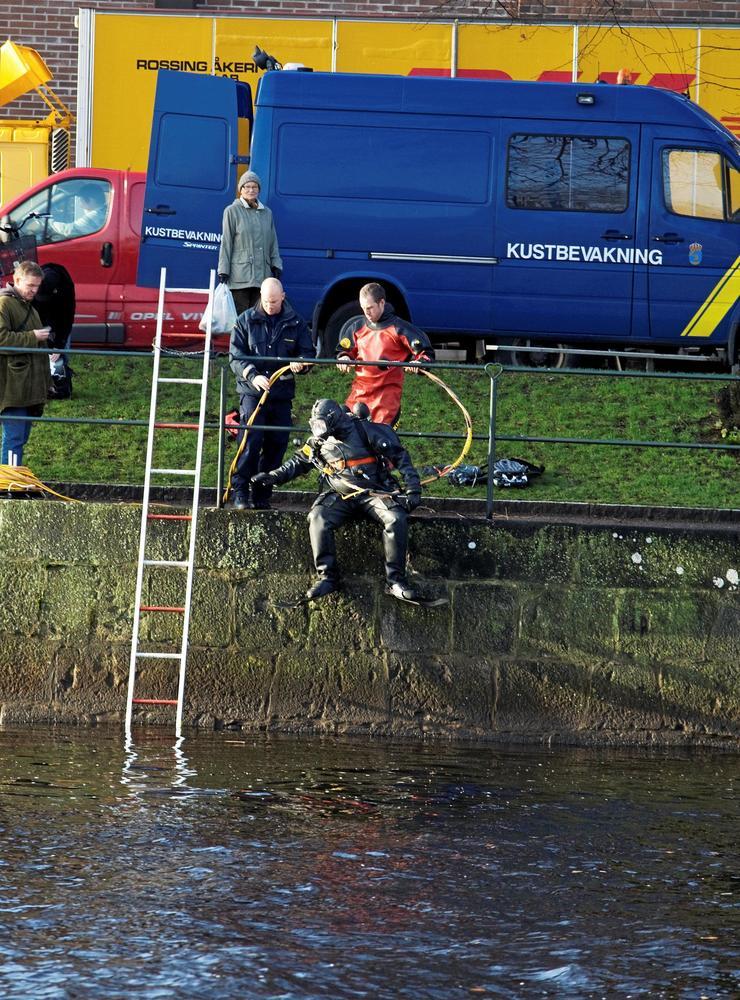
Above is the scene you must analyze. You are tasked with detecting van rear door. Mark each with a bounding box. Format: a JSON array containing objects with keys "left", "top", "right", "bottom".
[
  {"left": 494, "top": 121, "right": 640, "bottom": 342},
  {"left": 647, "top": 138, "right": 739, "bottom": 348},
  {"left": 137, "top": 70, "right": 252, "bottom": 290}
]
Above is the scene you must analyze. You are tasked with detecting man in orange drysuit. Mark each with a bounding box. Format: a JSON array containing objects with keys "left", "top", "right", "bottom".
[{"left": 335, "top": 282, "right": 434, "bottom": 426}]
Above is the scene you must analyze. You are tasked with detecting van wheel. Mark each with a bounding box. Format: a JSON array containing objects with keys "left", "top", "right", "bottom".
[
  {"left": 319, "top": 303, "right": 363, "bottom": 357},
  {"left": 508, "top": 338, "right": 576, "bottom": 369}
]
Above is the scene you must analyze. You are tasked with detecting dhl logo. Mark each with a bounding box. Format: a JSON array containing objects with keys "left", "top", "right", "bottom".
[
  {"left": 408, "top": 70, "right": 740, "bottom": 136},
  {"left": 408, "top": 69, "right": 697, "bottom": 89}
]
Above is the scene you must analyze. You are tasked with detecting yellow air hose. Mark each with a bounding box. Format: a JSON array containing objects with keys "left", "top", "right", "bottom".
[
  {"left": 416, "top": 368, "right": 473, "bottom": 485},
  {"left": 223, "top": 362, "right": 474, "bottom": 502},
  {"left": 0, "top": 464, "right": 78, "bottom": 502},
  {"left": 223, "top": 364, "right": 292, "bottom": 503}
]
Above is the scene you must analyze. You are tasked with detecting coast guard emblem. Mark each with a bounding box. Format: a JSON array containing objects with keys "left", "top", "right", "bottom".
[{"left": 688, "top": 242, "right": 703, "bottom": 266}]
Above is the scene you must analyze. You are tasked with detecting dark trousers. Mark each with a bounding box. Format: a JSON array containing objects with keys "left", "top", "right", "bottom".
[
  {"left": 232, "top": 287, "right": 260, "bottom": 316},
  {"left": 233, "top": 394, "right": 293, "bottom": 499},
  {"left": 307, "top": 492, "right": 409, "bottom": 585}
]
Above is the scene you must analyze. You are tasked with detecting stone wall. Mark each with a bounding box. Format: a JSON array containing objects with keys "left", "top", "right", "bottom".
[{"left": 0, "top": 495, "right": 737, "bottom": 746}]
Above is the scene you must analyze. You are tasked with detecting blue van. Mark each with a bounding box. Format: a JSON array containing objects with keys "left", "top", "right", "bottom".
[{"left": 139, "top": 70, "right": 740, "bottom": 366}]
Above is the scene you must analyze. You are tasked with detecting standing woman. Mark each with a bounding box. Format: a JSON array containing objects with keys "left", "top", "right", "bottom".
[
  {"left": 0, "top": 261, "right": 51, "bottom": 467},
  {"left": 218, "top": 171, "right": 282, "bottom": 316}
]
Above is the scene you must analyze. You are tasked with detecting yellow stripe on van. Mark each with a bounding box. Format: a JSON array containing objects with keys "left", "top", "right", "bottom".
[{"left": 681, "top": 255, "right": 740, "bottom": 338}]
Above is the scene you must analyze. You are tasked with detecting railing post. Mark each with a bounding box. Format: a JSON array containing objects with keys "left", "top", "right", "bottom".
[
  {"left": 485, "top": 363, "right": 501, "bottom": 520},
  {"left": 216, "top": 363, "right": 227, "bottom": 510}
]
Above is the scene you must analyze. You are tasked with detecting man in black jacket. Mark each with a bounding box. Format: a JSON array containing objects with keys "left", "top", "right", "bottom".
[
  {"left": 252, "top": 398, "right": 422, "bottom": 602},
  {"left": 229, "top": 277, "right": 314, "bottom": 509}
]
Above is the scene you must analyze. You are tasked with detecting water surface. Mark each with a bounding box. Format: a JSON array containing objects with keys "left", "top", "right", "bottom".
[{"left": 0, "top": 729, "right": 737, "bottom": 998}]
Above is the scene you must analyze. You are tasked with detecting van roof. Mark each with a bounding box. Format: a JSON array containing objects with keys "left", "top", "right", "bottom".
[{"left": 257, "top": 71, "right": 733, "bottom": 140}]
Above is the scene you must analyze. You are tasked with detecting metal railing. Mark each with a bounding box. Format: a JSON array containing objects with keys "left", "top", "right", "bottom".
[{"left": 1, "top": 342, "right": 738, "bottom": 518}]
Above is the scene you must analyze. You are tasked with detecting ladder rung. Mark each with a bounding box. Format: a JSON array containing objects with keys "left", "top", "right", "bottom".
[
  {"left": 132, "top": 698, "right": 178, "bottom": 706},
  {"left": 143, "top": 559, "right": 189, "bottom": 567},
  {"left": 147, "top": 514, "right": 192, "bottom": 521},
  {"left": 150, "top": 468, "right": 196, "bottom": 476},
  {"left": 139, "top": 605, "right": 186, "bottom": 613},
  {"left": 135, "top": 652, "right": 182, "bottom": 660},
  {"left": 153, "top": 422, "right": 199, "bottom": 430},
  {"left": 157, "top": 377, "right": 204, "bottom": 385}
]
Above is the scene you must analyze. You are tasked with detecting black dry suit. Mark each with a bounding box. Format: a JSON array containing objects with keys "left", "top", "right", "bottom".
[{"left": 269, "top": 400, "right": 421, "bottom": 587}]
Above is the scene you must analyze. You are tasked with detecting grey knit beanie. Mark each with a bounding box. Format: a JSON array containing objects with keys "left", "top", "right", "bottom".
[{"left": 238, "top": 171, "right": 261, "bottom": 190}]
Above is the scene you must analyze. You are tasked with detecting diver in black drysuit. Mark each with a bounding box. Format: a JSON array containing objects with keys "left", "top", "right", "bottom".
[{"left": 251, "top": 398, "right": 422, "bottom": 602}]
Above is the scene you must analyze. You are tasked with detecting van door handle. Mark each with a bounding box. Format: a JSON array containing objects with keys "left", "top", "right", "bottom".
[
  {"left": 601, "top": 230, "right": 632, "bottom": 240},
  {"left": 145, "top": 205, "right": 176, "bottom": 216},
  {"left": 101, "top": 242, "right": 113, "bottom": 267},
  {"left": 653, "top": 233, "right": 684, "bottom": 244}
]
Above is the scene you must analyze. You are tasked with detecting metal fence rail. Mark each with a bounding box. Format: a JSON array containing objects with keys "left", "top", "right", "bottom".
[{"left": 1, "top": 343, "right": 738, "bottom": 517}]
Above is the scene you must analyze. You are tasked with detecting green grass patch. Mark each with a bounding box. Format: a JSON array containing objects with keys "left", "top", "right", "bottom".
[{"left": 25, "top": 353, "right": 739, "bottom": 509}]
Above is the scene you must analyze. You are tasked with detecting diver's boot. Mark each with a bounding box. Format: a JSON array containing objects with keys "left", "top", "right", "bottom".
[
  {"left": 306, "top": 577, "right": 339, "bottom": 601},
  {"left": 385, "top": 579, "right": 419, "bottom": 603}
]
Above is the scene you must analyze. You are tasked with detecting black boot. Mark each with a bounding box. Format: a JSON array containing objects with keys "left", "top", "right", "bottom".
[
  {"left": 232, "top": 492, "right": 252, "bottom": 510},
  {"left": 306, "top": 578, "right": 339, "bottom": 601}
]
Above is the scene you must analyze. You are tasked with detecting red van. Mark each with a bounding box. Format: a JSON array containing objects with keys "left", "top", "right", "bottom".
[{"left": 0, "top": 167, "right": 211, "bottom": 348}]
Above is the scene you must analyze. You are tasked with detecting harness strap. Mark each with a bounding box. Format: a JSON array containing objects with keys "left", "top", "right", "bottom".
[{"left": 322, "top": 455, "right": 376, "bottom": 474}]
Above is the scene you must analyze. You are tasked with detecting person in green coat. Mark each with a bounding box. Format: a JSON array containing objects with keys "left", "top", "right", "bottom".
[
  {"left": 217, "top": 171, "right": 282, "bottom": 316},
  {"left": 0, "top": 260, "right": 52, "bottom": 467}
]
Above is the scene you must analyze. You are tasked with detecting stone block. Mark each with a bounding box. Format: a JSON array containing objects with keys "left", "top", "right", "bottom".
[
  {"left": 494, "top": 658, "right": 592, "bottom": 734},
  {"left": 660, "top": 658, "right": 740, "bottom": 735},
  {"left": 388, "top": 653, "right": 493, "bottom": 733},
  {"left": 183, "top": 647, "right": 273, "bottom": 723},
  {"left": 575, "top": 529, "right": 740, "bottom": 590},
  {"left": 95, "top": 563, "right": 138, "bottom": 640},
  {"left": 0, "top": 563, "right": 46, "bottom": 634},
  {"left": 52, "top": 641, "right": 128, "bottom": 713},
  {"left": 518, "top": 585, "right": 619, "bottom": 662},
  {"left": 234, "top": 576, "right": 313, "bottom": 650},
  {"left": 306, "top": 577, "right": 379, "bottom": 651},
  {"left": 408, "top": 519, "right": 497, "bottom": 579},
  {"left": 617, "top": 590, "right": 718, "bottom": 664},
  {"left": 0, "top": 635, "right": 55, "bottom": 699},
  {"left": 42, "top": 565, "right": 97, "bottom": 640},
  {"left": 452, "top": 583, "right": 517, "bottom": 656},
  {"left": 379, "top": 585, "right": 450, "bottom": 654},
  {"left": 269, "top": 648, "right": 332, "bottom": 726},
  {"left": 589, "top": 659, "right": 664, "bottom": 731},
  {"left": 208, "top": 509, "right": 313, "bottom": 575},
  {"left": 494, "top": 523, "right": 580, "bottom": 584},
  {"left": 705, "top": 600, "right": 740, "bottom": 664},
  {"left": 330, "top": 652, "right": 390, "bottom": 728}
]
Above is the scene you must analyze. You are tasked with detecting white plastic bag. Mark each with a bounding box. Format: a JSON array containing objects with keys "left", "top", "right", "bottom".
[{"left": 199, "top": 283, "right": 238, "bottom": 334}]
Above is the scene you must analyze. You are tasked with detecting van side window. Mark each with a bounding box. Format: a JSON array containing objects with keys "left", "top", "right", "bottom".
[
  {"left": 506, "top": 135, "right": 630, "bottom": 213},
  {"left": 662, "top": 149, "right": 738, "bottom": 222},
  {"left": 7, "top": 178, "right": 111, "bottom": 245}
]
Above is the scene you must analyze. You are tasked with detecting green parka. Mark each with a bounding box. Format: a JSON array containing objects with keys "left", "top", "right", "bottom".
[
  {"left": 217, "top": 199, "right": 282, "bottom": 290},
  {"left": 0, "top": 287, "right": 50, "bottom": 409}
]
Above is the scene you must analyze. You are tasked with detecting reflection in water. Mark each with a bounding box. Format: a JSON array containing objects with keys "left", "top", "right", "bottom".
[{"left": 0, "top": 729, "right": 737, "bottom": 998}]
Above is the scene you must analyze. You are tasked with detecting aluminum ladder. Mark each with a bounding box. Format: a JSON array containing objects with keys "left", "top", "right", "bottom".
[{"left": 125, "top": 268, "right": 215, "bottom": 738}]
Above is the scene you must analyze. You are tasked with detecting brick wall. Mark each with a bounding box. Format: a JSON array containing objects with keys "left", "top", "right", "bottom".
[{"left": 1, "top": 0, "right": 734, "bottom": 127}]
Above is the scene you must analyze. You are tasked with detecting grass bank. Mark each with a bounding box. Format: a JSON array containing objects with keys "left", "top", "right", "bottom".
[{"left": 27, "top": 351, "right": 739, "bottom": 509}]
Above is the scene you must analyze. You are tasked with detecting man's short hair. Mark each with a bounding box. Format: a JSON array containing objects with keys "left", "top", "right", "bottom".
[
  {"left": 360, "top": 282, "right": 385, "bottom": 304},
  {"left": 14, "top": 260, "right": 44, "bottom": 281}
]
